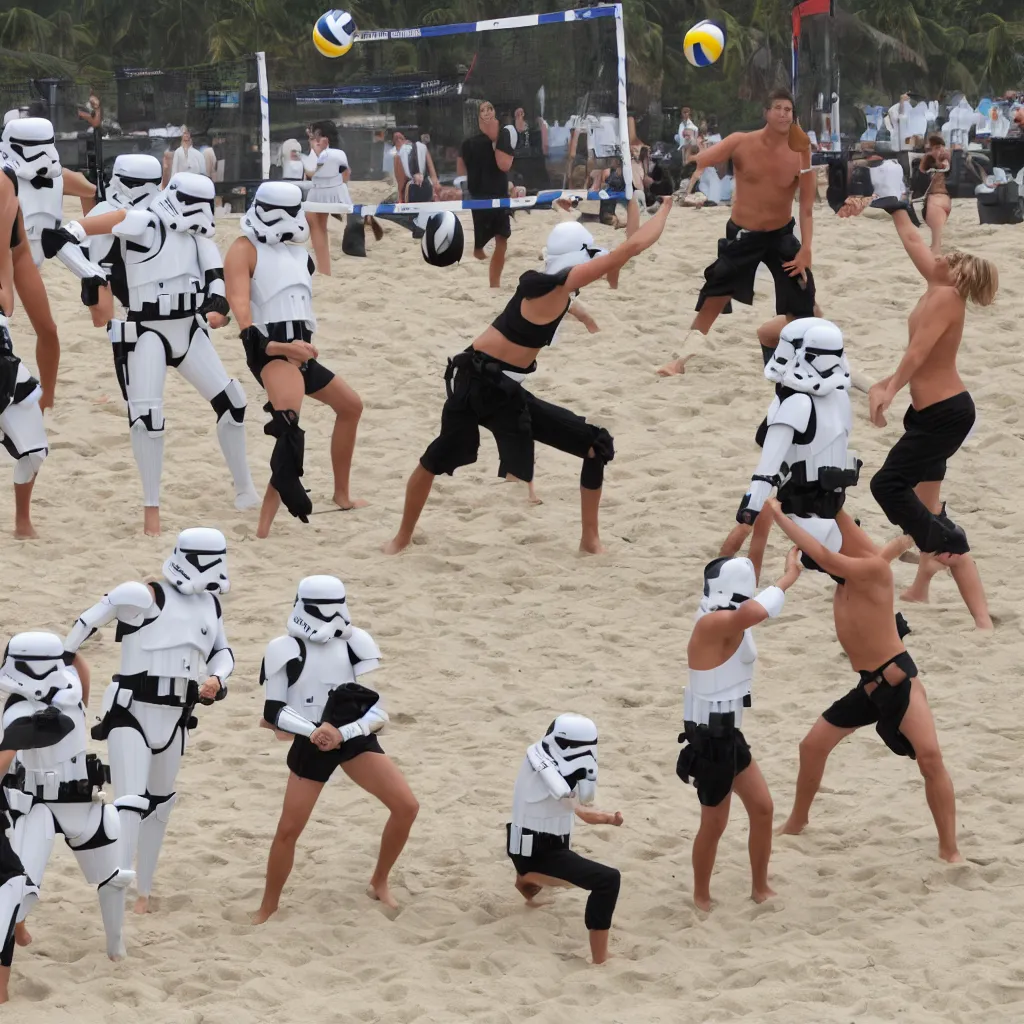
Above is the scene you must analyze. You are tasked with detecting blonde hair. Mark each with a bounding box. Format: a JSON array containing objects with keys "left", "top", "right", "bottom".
[{"left": 946, "top": 251, "right": 998, "bottom": 306}]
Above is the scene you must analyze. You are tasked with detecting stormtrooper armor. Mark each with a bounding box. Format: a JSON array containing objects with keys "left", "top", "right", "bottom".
[
  {"left": 544, "top": 222, "right": 608, "bottom": 276},
  {"left": 0, "top": 315, "right": 47, "bottom": 485},
  {"left": 260, "top": 575, "right": 387, "bottom": 742},
  {"left": 45, "top": 171, "right": 258, "bottom": 512},
  {"left": 683, "top": 558, "right": 787, "bottom": 729},
  {"left": 0, "top": 632, "right": 134, "bottom": 959},
  {"left": 62, "top": 529, "right": 234, "bottom": 901},
  {"left": 508, "top": 714, "right": 599, "bottom": 856},
  {"left": 1, "top": 117, "right": 62, "bottom": 267},
  {"left": 737, "top": 318, "right": 861, "bottom": 564}
]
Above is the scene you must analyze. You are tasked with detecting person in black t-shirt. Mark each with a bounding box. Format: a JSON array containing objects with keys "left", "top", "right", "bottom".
[{"left": 457, "top": 101, "right": 516, "bottom": 287}]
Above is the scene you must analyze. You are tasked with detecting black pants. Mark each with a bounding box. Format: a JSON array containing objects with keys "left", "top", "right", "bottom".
[
  {"left": 506, "top": 826, "right": 620, "bottom": 930},
  {"left": 870, "top": 392, "right": 975, "bottom": 552}
]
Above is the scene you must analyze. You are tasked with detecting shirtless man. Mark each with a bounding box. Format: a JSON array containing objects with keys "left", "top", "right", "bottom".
[
  {"left": 659, "top": 88, "right": 818, "bottom": 377},
  {"left": 867, "top": 201, "right": 994, "bottom": 630},
  {"left": 768, "top": 501, "right": 961, "bottom": 863}
]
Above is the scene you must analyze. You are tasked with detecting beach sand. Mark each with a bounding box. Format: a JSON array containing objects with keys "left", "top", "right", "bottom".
[{"left": 2, "top": 197, "right": 1023, "bottom": 1024}]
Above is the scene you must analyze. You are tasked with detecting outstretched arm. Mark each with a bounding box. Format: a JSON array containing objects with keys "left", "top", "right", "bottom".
[
  {"left": 767, "top": 500, "right": 881, "bottom": 582},
  {"left": 568, "top": 301, "right": 599, "bottom": 333},
  {"left": 891, "top": 207, "right": 938, "bottom": 280},
  {"left": 880, "top": 533, "right": 915, "bottom": 562},
  {"left": 748, "top": 507, "right": 775, "bottom": 584},
  {"left": 575, "top": 806, "right": 622, "bottom": 825}
]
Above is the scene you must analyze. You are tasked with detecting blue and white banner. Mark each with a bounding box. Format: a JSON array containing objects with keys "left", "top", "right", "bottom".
[
  {"left": 354, "top": 5, "right": 617, "bottom": 43},
  {"left": 303, "top": 189, "right": 627, "bottom": 217}
]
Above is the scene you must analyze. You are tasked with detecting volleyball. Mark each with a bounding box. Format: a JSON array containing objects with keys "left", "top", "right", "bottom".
[
  {"left": 683, "top": 20, "right": 725, "bottom": 68},
  {"left": 313, "top": 9, "right": 356, "bottom": 58}
]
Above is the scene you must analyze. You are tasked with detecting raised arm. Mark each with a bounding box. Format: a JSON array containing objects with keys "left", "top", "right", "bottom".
[
  {"left": 61, "top": 168, "right": 98, "bottom": 200},
  {"left": 495, "top": 126, "right": 516, "bottom": 173},
  {"left": 564, "top": 197, "right": 672, "bottom": 292},
  {"left": 698, "top": 548, "right": 801, "bottom": 634},
  {"left": 888, "top": 205, "right": 939, "bottom": 280},
  {"left": 65, "top": 582, "right": 155, "bottom": 653},
  {"left": 694, "top": 133, "right": 741, "bottom": 172},
  {"left": 767, "top": 500, "right": 881, "bottom": 582},
  {"left": 748, "top": 506, "right": 775, "bottom": 584},
  {"left": 567, "top": 301, "right": 599, "bottom": 333}
]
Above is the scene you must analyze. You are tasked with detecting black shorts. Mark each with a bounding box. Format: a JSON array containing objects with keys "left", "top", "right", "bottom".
[
  {"left": 880, "top": 392, "right": 976, "bottom": 485},
  {"left": 419, "top": 349, "right": 607, "bottom": 485},
  {"left": 697, "top": 218, "right": 816, "bottom": 318},
  {"left": 242, "top": 325, "right": 336, "bottom": 396},
  {"left": 286, "top": 733, "right": 384, "bottom": 784},
  {"left": 471, "top": 208, "right": 512, "bottom": 250},
  {"left": 675, "top": 721, "right": 753, "bottom": 807},
  {"left": 822, "top": 652, "right": 918, "bottom": 759}
]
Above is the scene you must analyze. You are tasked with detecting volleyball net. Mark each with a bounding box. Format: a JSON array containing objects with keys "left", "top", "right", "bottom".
[{"left": 264, "top": 4, "right": 632, "bottom": 217}]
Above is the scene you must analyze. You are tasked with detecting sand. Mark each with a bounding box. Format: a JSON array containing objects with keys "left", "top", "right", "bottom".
[{"left": 2, "top": 196, "right": 1024, "bottom": 1024}]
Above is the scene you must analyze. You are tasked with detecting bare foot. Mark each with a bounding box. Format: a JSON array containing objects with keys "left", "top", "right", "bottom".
[
  {"left": 333, "top": 495, "right": 369, "bottom": 511},
  {"left": 527, "top": 485, "right": 542, "bottom": 506},
  {"left": 250, "top": 905, "right": 277, "bottom": 925},
  {"left": 367, "top": 881, "right": 399, "bottom": 912},
  {"left": 975, "top": 617, "right": 994, "bottom": 632},
  {"left": 940, "top": 848, "right": 964, "bottom": 864},
  {"left": 13, "top": 922, "right": 30, "bottom": 947},
  {"left": 515, "top": 876, "right": 543, "bottom": 902},
  {"left": 751, "top": 885, "right": 777, "bottom": 904},
  {"left": 382, "top": 535, "right": 411, "bottom": 555},
  {"left": 14, "top": 522, "right": 37, "bottom": 540},
  {"left": 143, "top": 507, "right": 161, "bottom": 537},
  {"left": 473, "top": 249, "right": 487, "bottom": 262},
  {"left": 235, "top": 488, "right": 261, "bottom": 511},
  {"left": 776, "top": 816, "right": 807, "bottom": 836},
  {"left": 693, "top": 893, "right": 712, "bottom": 913},
  {"left": 133, "top": 895, "right": 150, "bottom": 915},
  {"left": 900, "top": 585, "right": 930, "bottom": 604},
  {"left": 899, "top": 550, "right": 921, "bottom": 564},
  {"left": 656, "top": 356, "right": 690, "bottom": 377},
  {"left": 580, "top": 536, "right": 607, "bottom": 555}
]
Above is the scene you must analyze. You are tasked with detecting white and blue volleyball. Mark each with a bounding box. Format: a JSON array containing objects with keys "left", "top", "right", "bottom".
[
  {"left": 313, "top": 9, "right": 356, "bottom": 58},
  {"left": 421, "top": 212, "right": 464, "bottom": 268},
  {"left": 683, "top": 20, "right": 726, "bottom": 68}
]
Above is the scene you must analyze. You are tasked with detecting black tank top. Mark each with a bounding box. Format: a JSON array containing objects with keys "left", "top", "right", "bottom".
[{"left": 491, "top": 269, "right": 572, "bottom": 348}]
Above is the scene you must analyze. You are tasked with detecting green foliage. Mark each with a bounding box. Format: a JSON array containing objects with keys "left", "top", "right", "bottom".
[{"left": 0, "top": 0, "right": 1021, "bottom": 127}]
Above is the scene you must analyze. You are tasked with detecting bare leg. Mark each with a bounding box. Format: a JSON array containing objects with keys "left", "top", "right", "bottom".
[
  {"left": 0, "top": 965, "right": 8, "bottom": 1004},
  {"left": 514, "top": 871, "right": 609, "bottom": 963},
  {"left": 777, "top": 716, "right": 856, "bottom": 835},
  {"left": 383, "top": 464, "right": 436, "bottom": 554},
  {"left": 657, "top": 297, "right": 731, "bottom": 376},
  {"left": 579, "top": 480, "right": 604, "bottom": 555},
  {"left": 143, "top": 506, "right": 161, "bottom": 537},
  {"left": 589, "top": 928, "right": 610, "bottom": 965},
  {"left": 251, "top": 772, "right": 325, "bottom": 924},
  {"left": 308, "top": 212, "right": 331, "bottom": 277},
  {"left": 489, "top": 236, "right": 508, "bottom": 288},
  {"left": 692, "top": 794, "right": 731, "bottom": 912},
  {"left": 13, "top": 921, "right": 30, "bottom": 946},
  {"left": 256, "top": 482, "right": 282, "bottom": 540},
  {"left": 13, "top": 478, "right": 36, "bottom": 539},
  {"left": 14, "top": 249, "right": 59, "bottom": 412},
  {"left": 341, "top": 753, "right": 419, "bottom": 911},
  {"left": 732, "top": 759, "right": 775, "bottom": 903},
  {"left": 897, "top": 678, "right": 961, "bottom": 862},
  {"left": 311, "top": 376, "right": 367, "bottom": 510}
]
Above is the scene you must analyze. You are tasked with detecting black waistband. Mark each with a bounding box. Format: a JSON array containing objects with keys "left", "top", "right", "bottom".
[
  {"left": 681, "top": 712, "right": 737, "bottom": 741},
  {"left": 858, "top": 650, "right": 918, "bottom": 687},
  {"left": 460, "top": 347, "right": 536, "bottom": 376},
  {"left": 116, "top": 673, "right": 199, "bottom": 706},
  {"left": 728, "top": 218, "right": 795, "bottom": 238},
  {"left": 9, "top": 763, "right": 105, "bottom": 804},
  {"left": 265, "top": 321, "right": 313, "bottom": 343}
]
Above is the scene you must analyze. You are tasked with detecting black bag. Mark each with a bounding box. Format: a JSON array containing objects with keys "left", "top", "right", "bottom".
[
  {"left": 977, "top": 181, "right": 1024, "bottom": 225},
  {"left": 342, "top": 216, "right": 367, "bottom": 257}
]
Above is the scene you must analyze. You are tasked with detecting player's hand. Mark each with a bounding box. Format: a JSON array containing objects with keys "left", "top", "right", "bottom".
[
  {"left": 286, "top": 341, "right": 318, "bottom": 365},
  {"left": 868, "top": 382, "right": 892, "bottom": 428},
  {"left": 783, "top": 246, "right": 811, "bottom": 280},
  {"left": 606, "top": 811, "right": 623, "bottom": 826},
  {"left": 784, "top": 545, "right": 803, "bottom": 577},
  {"left": 310, "top": 723, "right": 342, "bottom": 751},
  {"left": 198, "top": 677, "right": 222, "bottom": 702},
  {"left": 765, "top": 497, "right": 784, "bottom": 519},
  {"left": 206, "top": 312, "right": 228, "bottom": 330}
]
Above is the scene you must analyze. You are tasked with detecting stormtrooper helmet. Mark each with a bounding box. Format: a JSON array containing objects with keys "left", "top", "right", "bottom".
[
  {"left": 108, "top": 153, "right": 163, "bottom": 210},
  {"left": 152, "top": 172, "right": 217, "bottom": 236},
  {"left": 162, "top": 528, "right": 229, "bottom": 595},
  {"left": 542, "top": 713, "right": 599, "bottom": 793},
  {"left": 0, "top": 117, "right": 60, "bottom": 181},
  {"left": 287, "top": 575, "right": 353, "bottom": 644},
  {"left": 701, "top": 556, "right": 757, "bottom": 613},
  {"left": 543, "top": 222, "right": 607, "bottom": 275},
  {"left": 420, "top": 211, "right": 464, "bottom": 267},
  {"left": 766, "top": 317, "right": 850, "bottom": 395},
  {"left": 0, "top": 631, "right": 71, "bottom": 699},
  {"left": 790, "top": 514, "right": 844, "bottom": 574},
  {"left": 241, "top": 181, "right": 309, "bottom": 245}
]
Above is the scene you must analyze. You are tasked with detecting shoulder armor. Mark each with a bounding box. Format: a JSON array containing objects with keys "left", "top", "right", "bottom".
[
  {"left": 108, "top": 580, "right": 155, "bottom": 613},
  {"left": 767, "top": 392, "right": 813, "bottom": 433},
  {"left": 112, "top": 208, "right": 155, "bottom": 239},
  {"left": 262, "top": 635, "right": 303, "bottom": 683},
  {"left": 347, "top": 627, "right": 381, "bottom": 663}
]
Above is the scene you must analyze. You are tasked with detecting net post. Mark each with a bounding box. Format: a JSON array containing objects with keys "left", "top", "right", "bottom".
[
  {"left": 256, "top": 50, "right": 271, "bottom": 180},
  {"left": 613, "top": 3, "right": 634, "bottom": 200}
]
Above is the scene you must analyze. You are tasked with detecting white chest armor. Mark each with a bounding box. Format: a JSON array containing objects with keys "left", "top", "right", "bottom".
[
  {"left": 18, "top": 175, "right": 64, "bottom": 266},
  {"left": 685, "top": 618, "right": 757, "bottom": 727},
  {"left": 120, "top": 585, "right": 219, "bottom": 683},
  {"left": 123, "top": 217, "right": 202, "bottom": 310},
  {"left": 313, "top": 149, "right": 348, "bottom": 190},
  {"left": 251, "top": 242, "right": 316, "bottom": 333},
  {"left": 781, "top": 389, "right": 853, "bottom": 483},
  {"left": 509, "top": 755, "right": 576, "bottom": 840},
  {"left": 8, "top": 699, "right": 89, "bottom": 792},
  {"left": 285, "top": 639, "right": 360, "bottom": 724},
  {"left": 86, "top": 199, "right": 119, "bottom": 265}
]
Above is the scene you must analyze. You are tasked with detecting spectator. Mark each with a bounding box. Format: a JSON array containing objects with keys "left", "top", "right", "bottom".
[
  {"left": 171, "top": 126, "right": 207, "bottom": 177},
  {"left": 77, "top": 91, "right": 101, "bottom": 130},
  {"left": 677, "top": 106, "right": 698, "bottom": 148}
]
